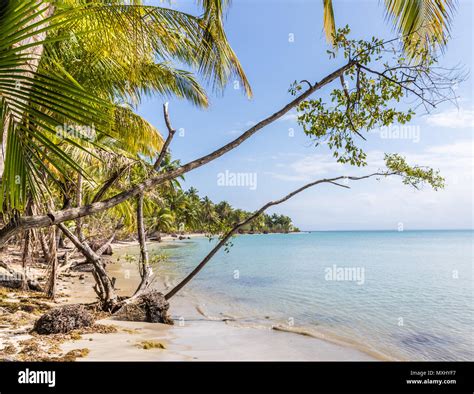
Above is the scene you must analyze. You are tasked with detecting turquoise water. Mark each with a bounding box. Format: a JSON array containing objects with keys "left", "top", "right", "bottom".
[{"left": 150, "top": 231, "right": 473, "bottom": 361}]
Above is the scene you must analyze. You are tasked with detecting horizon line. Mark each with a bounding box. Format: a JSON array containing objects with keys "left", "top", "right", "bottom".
[{"left": 300, "top": 228, "right": 474, "bottom": 232}]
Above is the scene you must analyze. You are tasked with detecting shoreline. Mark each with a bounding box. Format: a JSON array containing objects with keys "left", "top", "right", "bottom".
[
  {"left": 61, "top": 268, "right": 378, "bottom": 361},
  {"left": 1, "top": 237, "right": 380, "bottom": 361},
  {"left": 66, "top": 237, "right": 381, "bottom": 361}
]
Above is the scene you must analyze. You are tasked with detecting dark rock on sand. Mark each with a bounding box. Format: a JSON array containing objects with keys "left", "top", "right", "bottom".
[
  {"left": 114, "top": 291, "right": 173, "bottom": 325},
  {"left": 34, "top": 304, "right": 94, "bottom": 335},
  {"left": 148, "top": 231, "right": 162, "bottom": 242}
]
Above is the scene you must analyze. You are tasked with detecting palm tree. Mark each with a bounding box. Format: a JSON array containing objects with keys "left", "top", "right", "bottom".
[
  {"left": 0, "top": 0, "right": 251, "bottom": 215},
  {"left": 200, "top": 196, "right": 218, "bottom": 232},
  {"left": 147, "top": 207, "right": 174, "bottom": 235},
  {"left": 322, "top": 0, "right": 456, "bottom": 56},
  {"left": 186, "top": 187, "right": 200, "bottom": 204},
  {"left": 215, "top": 201, "right": 233, "bottom": 222}
]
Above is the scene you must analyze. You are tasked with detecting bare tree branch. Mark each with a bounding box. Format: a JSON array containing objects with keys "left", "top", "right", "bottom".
[
  {"left": 165, "top": 171, "right": 395, "bottom": 300},
  {"left": 153, "top": 102, "right": 176, "bottom": 171}
]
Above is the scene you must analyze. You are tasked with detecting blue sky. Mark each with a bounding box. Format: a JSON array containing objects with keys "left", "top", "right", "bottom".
[{"left": 138, "top": 0, "right": 473, "bottom": 230}]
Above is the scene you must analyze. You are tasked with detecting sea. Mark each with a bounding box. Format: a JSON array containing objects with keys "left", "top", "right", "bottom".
[{"left": 117, "top": 230, "right": 473, "bottom": 361}]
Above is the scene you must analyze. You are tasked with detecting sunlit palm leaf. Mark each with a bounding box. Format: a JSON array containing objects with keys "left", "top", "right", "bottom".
[
  {"left": 384, "top": 0, "right": 456, "bottom": 55},
  {"left": 322, "top": 0, "right": 336, "bottom": 44},
  {"left": 321, "top": 0, "right": 456, "bottom": 56}
]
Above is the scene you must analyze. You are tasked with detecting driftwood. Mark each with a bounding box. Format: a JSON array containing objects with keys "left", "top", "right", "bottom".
[
  {"left": 89, "top": 240, "right": 113, "bottom": 256},
  {"left": 0, "top": 261, "right": 43, "bottom": 291}
]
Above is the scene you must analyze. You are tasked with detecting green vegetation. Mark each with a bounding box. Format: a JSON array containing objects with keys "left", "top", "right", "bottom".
[
  {"left": 322, "top": 0, "right": 456, "bottom": 56},
  {"left": 146, "top": 186, "right": 299, "bottom": 236},
  {"left": 0, "top": 0, "right": 458, "bottom": 312}
]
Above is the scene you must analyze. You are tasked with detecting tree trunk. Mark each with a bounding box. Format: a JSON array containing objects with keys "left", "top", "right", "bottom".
[
  {"left": 21, "top": 230, "right": 31, "bottom": 290},
  {"left": 75, "top": 173, "right": 84, "bottom": 242},
  {"left": 20, "top": 198, "right": 34, "bottom": 289},
  {"left": 135, "top": 193, "right": 152, "bottom": 296},
  {"left": 57, "top": 223, "right": 118, "bottom": 311},
  {"left": 46, "top": 228, "right": 58, "bottom": 299},
  {"left": 39, "top": 229, "right": 51, "bottom": 262},
  {"left": 57, "top": 192, "right": 72, "bottom": 248}
]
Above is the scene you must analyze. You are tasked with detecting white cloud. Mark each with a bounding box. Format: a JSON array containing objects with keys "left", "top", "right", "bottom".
[
  {"left": 272, "top": 140, "right": 473, "bottom": 183},
  {"left": 425, "top": 108, "right": 474, "bottom": 128},
  {"left": 268, "top": 153, "right": 346, "bottom": 181},
  {"left": 274, "top": 140, "right": 473, "bottom": 230}
]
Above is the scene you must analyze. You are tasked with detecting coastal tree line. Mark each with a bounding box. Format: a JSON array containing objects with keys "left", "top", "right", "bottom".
[{"left": 145, "top": 185, "right": 298, "bottom": 236}]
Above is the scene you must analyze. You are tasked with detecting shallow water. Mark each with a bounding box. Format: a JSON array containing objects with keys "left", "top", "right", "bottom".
[{"left": 117, "top": 231, "right": 473, "bottom": 361}]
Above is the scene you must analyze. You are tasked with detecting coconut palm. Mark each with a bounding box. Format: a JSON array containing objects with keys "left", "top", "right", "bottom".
[
  {"left": 200, "top": 196, "right": 218, "bottom": 232},
  {"left": 146, "top": 207, "right": 174, "bottom": 235},
  {"left": 0, "top": 0, "right": 251, "bottom": 215},
  {"left": 322, "top": 0, "right": 456, "bottom": 55},
  {"left": 215, "top": 201, "right": 232, "bottom": 222}
]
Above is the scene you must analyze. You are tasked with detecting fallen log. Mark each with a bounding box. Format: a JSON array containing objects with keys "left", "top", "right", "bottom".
[
  {"left": 0, "top": 276, "right": 43, "bottom": 291},
  {"left": 0, "top": 261, "right": 43, "bottom": 291}
]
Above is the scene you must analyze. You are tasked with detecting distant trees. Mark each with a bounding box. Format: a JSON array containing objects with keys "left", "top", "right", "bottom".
[{"left": 140, "top": 184, "right": 299, "bottom": 235}]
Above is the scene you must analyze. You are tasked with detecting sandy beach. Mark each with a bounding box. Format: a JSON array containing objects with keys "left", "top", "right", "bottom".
[{"left": 0, "top": 237, "right": 377, "bottom": 361}]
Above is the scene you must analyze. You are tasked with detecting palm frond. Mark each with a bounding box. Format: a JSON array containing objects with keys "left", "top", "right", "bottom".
[
  {"left": 322, "top": 0, "right": 336, "bottom": 44},
  {"left": 384, "top": 0, "right": 457, "bottom": 56}
]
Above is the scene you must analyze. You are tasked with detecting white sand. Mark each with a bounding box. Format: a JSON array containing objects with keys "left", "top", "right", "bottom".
[{"left": 61, "top": 317, "right": 376, "bottom": 361}]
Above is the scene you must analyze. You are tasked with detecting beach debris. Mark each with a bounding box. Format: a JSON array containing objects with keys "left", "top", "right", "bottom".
[
  {"left": 113, "top": 291, "right": 173, "bottom": 325},
  {"left": 113, "top": 302, "right": 145, "bottom": 322},
  {"left": 142, "top": 291, "right": 173, "bottom": 324},
  {"left": 137, "top": 340, "right": 166, "bottom": 350},
  {"left": 61, "top": 348, "right": 90, "bottom": 361},
  {"left": 33, "top": 304, "right": 94, "bottom": 335},
  {"left": 89, "top": 240, "right": 113, "bottom": 255}
]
